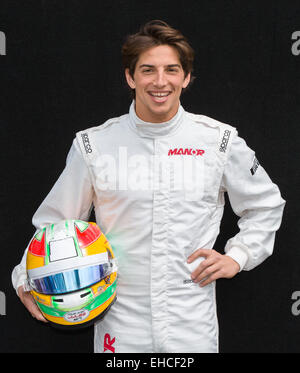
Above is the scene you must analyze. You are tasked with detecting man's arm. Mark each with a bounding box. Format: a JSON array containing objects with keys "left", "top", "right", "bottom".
[
  {"left": 188, "top": 133, "right": 286, "bottom": 285},
  {"left": 11, "top": 138, "right": 94, "bottom": 318}
]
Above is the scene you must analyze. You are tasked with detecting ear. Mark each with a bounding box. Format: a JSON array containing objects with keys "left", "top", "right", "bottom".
[
  {"left": 182, "top": 72, "right": 191, "bottom": 89},
  {"left": 125, "top": 68, "right": 136, "bottom": 89}
]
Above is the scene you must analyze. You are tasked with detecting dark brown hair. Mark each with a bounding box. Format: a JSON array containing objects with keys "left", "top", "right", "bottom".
[{"left": 122, "top": 20, "right": 195, "bottom": 97}]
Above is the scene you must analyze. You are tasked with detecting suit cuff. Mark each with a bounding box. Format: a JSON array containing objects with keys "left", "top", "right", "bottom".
[
  {"left": 11, "top": 268, "right": 27, "bottom": 297},
  {"left": 225, "top": 246, "right": 249, "bottom": 272}
]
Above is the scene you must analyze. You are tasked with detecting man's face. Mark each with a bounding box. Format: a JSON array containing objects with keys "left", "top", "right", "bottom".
[{"left": 125, "top": 44, "right": 191, "bottom": 123}]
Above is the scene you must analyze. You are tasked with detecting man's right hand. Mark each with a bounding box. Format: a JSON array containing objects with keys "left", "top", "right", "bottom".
[{"left": 17, "top": 285, "right": 48, "bottom": 323}]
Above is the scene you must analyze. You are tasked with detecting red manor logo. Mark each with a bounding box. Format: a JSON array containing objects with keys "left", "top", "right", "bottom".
[
  {"left": 104, "top": 333, "right": 115, "bottom": 353},
  {"left": 168, "top": 148, "right": 205, "bottom": 156}
]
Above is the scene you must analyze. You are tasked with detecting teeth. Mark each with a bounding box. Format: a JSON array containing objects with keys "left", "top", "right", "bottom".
[{"left": 150, "top": 92, "right": 169, "bottom": 97}]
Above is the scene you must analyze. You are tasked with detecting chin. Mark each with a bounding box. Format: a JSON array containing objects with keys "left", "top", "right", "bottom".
[{"left": 152, "top": 105, "right": 174, "bottom": 117}]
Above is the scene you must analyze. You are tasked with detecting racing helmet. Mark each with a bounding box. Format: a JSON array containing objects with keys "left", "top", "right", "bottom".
[{"left": 26, "top": 220, "right": 117, "bottom": 328}]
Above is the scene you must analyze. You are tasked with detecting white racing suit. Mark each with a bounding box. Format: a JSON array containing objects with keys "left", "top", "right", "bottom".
[{"left": 12, "top": 102, "right": 285, "bottom": 353}]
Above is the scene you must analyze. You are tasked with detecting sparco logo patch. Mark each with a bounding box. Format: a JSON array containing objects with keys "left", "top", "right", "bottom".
[
  {"left": 168, "top": 148, "right": 205, "bottom": 156},
  {"left": 81, "top": 133, "right": 92, "bottom": 154},
  {"left": 250, "top": 157, "right": 260, "bottom": 175},
  {"left": 104, "top": 333, "right": 115, "bottom": 353},
  {"left": 219, "top": 130, "right": 231, "bottom": 153}
]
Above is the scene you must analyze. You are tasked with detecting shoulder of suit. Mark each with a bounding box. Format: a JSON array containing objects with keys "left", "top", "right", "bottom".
[
  {"left": 185, "top": 111, "right": 237, "bottom": 132},
  {"left": 76, "top": 113, "right": 128, "bottom": 137},
  {"left": 74, "top": 113, "right": 128, "bottom": 157}
]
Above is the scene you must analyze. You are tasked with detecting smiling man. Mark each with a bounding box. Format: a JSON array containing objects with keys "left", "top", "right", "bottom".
[{"left": 12, "top": 20, "right": 285, "bottom": 353}]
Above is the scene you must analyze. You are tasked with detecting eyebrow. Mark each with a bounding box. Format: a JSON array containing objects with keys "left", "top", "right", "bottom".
[{"left": 138, "top": 64, "right": 181, "bottom": 69}]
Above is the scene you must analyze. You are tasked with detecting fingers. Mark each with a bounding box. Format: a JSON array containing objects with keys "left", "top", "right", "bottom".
[
  {"left": 188, "top": 249, "right": 220, "bottom": 278},
  {"left": 191, "top": 262, "right": 221, "bottom": 284},
  {"left": 187, "top": 249, "right": 220, "bottom": 287},
  {"left": 187, "top": 248, "right": 212, "bottom": 263},
  {"left": 187, "top": 249, "right": 240, "bottom": 287},
  {"left": 198, "top": 271, "right": 221, "bottom": 287},
  {"left": 29, "top": 303, "right": 48, "bottom": 323},
  {"left": 19, "top": 290, "right": 48, "bottom": 323}
]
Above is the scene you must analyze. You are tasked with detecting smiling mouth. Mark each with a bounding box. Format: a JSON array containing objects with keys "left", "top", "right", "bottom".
[
  {"left": 148, "top": 91, "right": 171, "bottom": 97},
  {"left": 148, "top": 91, "right": 171, "bottom": 103}
]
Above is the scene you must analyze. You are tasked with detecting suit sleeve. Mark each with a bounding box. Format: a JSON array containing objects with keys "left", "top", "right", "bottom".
[
  {"left": 221, "top": 133, "right": 286, "bottom": 271},
  {"left": 11, "top": 138, "right": 94, "bottom": 293}
]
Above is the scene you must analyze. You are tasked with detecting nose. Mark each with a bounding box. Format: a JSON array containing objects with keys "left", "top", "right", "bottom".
[{"left": 153, "top": 70, "right": 167, "bottom": 87}]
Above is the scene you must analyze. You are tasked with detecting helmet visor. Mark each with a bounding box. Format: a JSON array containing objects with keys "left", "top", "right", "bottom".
[{"left": 29, "top": 263, "right": 111, "bottom": 295}]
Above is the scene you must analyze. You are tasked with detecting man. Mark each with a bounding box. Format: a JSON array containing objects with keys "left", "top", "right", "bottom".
[{"left": 12, "top": 20, "right": 285, "bottom": 353}]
